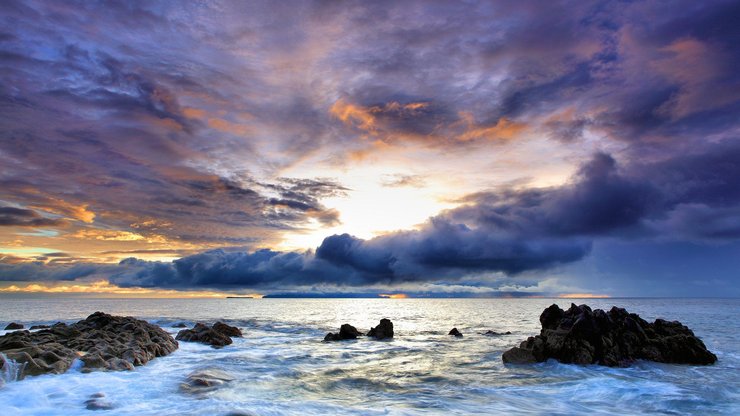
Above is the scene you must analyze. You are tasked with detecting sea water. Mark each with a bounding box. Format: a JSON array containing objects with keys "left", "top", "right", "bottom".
[{"left": 0, "top": 297, "right": 737, "bottom": 415}]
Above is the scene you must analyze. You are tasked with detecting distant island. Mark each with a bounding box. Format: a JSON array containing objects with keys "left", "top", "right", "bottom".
[{"left": 225, "top": 296, "right": 253, "bottom": 299}]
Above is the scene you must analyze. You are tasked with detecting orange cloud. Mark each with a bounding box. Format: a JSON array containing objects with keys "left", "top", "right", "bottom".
[
  {"left": 182, "top": 107, "right": 206, "bottom": 119},
  {"left": 30, "top": 199, "right": 95, "bottom": 223},
  {"left": 378, "top": 293, "right": 408, "bottom": 299},
  {"left": 0, "top": 280, "right": 257, "bottom": 298},
  {"left": 71, "top": 229, "right": 167, "bottom": 243},
  {"left": 457, "top": 113, "right": 527, "bottom": 141},
  {"left": 208, "top": 118, "right": 252, "bottom": 136}
]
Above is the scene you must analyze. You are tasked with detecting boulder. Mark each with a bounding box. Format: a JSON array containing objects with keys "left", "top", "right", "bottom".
[
  {"left": 449, "top": 328, "right": 463, "bottom": 337},
  {"left": 4, "top": 323, "right": 23, "bottom": 330},
  {"left": 176, "top": 323, "right": 234, "bottom": 347},
  {"left": 0, "top": 312, "right": 178, "bottom": 378},
  {"left": 213, "top": 322, "right": 243, "bottom": 337},
  {"left": 180, "top": 368, "right": 235, "bottom": 394},
  {"left": 367, "top": 319, "right": 394, "bottom": 340},
  {"left": 324, "top": 324, "right": 362, "bottom": 341},
  {"left": 502, "top": 304, "right": 717, "bottom": 367}
]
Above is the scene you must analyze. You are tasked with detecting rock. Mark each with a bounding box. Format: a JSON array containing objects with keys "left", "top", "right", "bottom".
[
  {"left": 85, "top": 392, "right": 114, "bottom": 410},
  {"left": 483, "top": 330, "right": 511, "bottom": 336},
  {"left": 324, "top": 323, "right": 362, "bottom": 341},
  {"left": 0, "top": 312, "right": 178, "bottom": 379},
  {"left": 30, "top": 325, "right": 50, "bottom": 330},
  {"left": 449, "top": 328, "right": 463, "bottom": 337},
  {"left": 213, "top": 322, "right": 242, "bottom": 337},
  {"left": 176, "top": 323, "right": 233, "bottom": 347},
  {"left": 502, "top": 304, "right": 717, "bottom": 367},
  {"left": 502, "top": 347, "right": 537, "bottom": 364},
  {"left": 173, "top": 323, "right": 189, "bottom": 328},
  {"left": 367, "top": 319, "right": 394, "bottom": 340},
  {"left": 4, "top": 323, "right": 23, "bottom": 330},
  {"left": 180, "top": 368, "right": 235, "bottom": 394}
]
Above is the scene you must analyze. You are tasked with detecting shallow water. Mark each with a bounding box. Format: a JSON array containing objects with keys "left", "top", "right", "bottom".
[{"left": 0, "top": 298, "right": 738, "bottom": 415}]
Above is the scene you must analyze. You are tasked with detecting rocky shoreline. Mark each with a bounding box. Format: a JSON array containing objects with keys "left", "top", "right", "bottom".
[{"left": 1, "top": 304, "right": 718, "bottom": 384}]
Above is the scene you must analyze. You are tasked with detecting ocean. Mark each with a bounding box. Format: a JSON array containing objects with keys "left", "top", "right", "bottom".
[{"left": 0, "top": 297, "right": 738, "bottom": 415}]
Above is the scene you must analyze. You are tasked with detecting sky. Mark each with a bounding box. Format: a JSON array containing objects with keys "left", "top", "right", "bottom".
[{"left": 1, "top": 0, "right": 739, "bottom": 298}]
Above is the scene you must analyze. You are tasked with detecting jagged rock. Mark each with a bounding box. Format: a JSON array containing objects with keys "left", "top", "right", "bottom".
[
  {"left": 367, "top": 319, "right": 394, "bottom": 340},
  {"left": 502, "top": 304, "right": 717, "bottom": 366},
  {"left": 324, "top": 324, "right": 362, "bottom": 341},
  {"left": 176, "top": 323, "right": 234, "bottom": 347},
  {"left": 0, "top": 312, "right": 178, "bottom": 378},
  {"left": 4, "top": 323, "right": 23, "bottom": 330},
  {"left": 213, "top": 322, "right": 243, "bottom": 337},
  {"left": 483, "top": 330, "right": 511, "bottom": 336},
  {"left": 180, "top": 368, "right": 235, "bottom": 394},
  {"left": 449, "top": 328, "right": 463, "bottom": 337},
  {"left": 29, "top": 325, "right": 50, "bottom": 330}
]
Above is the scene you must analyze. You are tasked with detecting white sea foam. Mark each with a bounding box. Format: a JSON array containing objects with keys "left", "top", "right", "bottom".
[{"left": 0, "top": 298, "right": 738, "bottom": 415}]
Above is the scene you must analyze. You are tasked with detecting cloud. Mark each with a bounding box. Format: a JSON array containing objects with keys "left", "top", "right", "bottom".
[{"left": 0, "top": 206, "right": 66, "bottom": 227}]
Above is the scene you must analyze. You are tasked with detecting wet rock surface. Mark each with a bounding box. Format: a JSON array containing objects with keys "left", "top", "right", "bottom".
[
  {"left": 367, "top": 319, "right": 394, "bottom": 340},
  {"left": 175, "top": 322, "right": 242, "bottom": 347},
  {"left": 324, "top": 323, "right": 362, "bottom": 341},
  {"left": 503, "top": 303, "right": 717, "bottom": 366},
  {"left": 4, "top": 323, "right": 23, "bottom": 330},
  {"left": 0, "top": 312, "right": 178, "bottom": 378},
  {"left": 180, "top": 368, "right": 236, "bottom": 394},
  {"left": 85, "top": 392, "right": 114, "bottom": 410}
]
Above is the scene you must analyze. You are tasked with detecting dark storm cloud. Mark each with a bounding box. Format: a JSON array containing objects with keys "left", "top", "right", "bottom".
[
  {"left": 0, "top": 206, "right": 66, "bottom": 227},
  {"left": 0, "top": 1, "right": 738, "bottom": 294}
]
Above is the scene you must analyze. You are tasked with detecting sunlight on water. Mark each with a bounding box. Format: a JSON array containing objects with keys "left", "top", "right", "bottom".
[{"left": 0, "top": 298, "right": 738, "bottom": 415}]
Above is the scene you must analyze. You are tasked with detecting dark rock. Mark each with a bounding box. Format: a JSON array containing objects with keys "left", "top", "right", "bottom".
[
  {"left": 483, "top": 330, "right": 511, "bottom": 336},
  {"left": 0, "top": 312, "right": 178, "bottom": 379},
  {"left": 324, "top": 324, "right": 362, "bottom": 341},
  {"left": 448, "top": 328, "right": 463, "bottom": 337},
  {"left": 367, "top": 319, "right": 394, "bottom": 340},
  {"left": 213, "top": 322, "right": 242, "bottom": 337},
  {"left": 4, "top": 323, "right": 23, "bottom": 330},
  {"left": 173, "top": 323, "right": 189, "bottom": 328},
  {"left": 502, "top": 304, "right": 717, "bottom": 367},
  {"left": 180, "top": 368, "right": 235, "bottom": 394},
  {"left": 85, "top": 393, "right": 114, "bottom": 410},
  {"left": 176, "top": 323, "right": 233, "bottom": 347},
  {"left": 30, "top": 325, "right": 50, "bottom": 330}
]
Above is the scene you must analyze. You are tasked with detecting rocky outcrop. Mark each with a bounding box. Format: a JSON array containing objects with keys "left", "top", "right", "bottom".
[
  {"left": 176, "top": 322, "right": 242, "bottom": 347},
  {"left": 213, "top": 322, "right": 243, "bottom": 338},
  {"left": 4, "top": 323, "right": 23, "bottom": 330},
  {"left": 367, "top": 319, "right": 394, "bottom": 340},
  {"left": 502, "top": 303, "right": 717, "bottom": 366},
  {"left": 180, "top": 368, "right": 235, "bottom": 394},
  {"left": 449, "top": 328, "right": 463, "bottom": 337},
  {"left": 0, "top": 312, "right": 178, "bottom": 378},
  {"left": 324, "top": 324, "right": 362, "bottom": 341}
]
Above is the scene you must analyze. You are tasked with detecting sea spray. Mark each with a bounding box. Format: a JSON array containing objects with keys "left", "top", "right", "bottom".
[{"left": 1, "top": 352, "right": 26, "bottom": 384}]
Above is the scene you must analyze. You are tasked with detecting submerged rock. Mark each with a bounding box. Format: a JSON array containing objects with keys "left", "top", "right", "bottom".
[
  {"left": 448, "top": 328, "right": 463, "bottom": 337},
  {"left": 173, "top": 323, "right": 189, "bottom": 328},
  {"left": 176, "top": 322, "right": 241, "bottom": 347},
  {"left": 0, "top": 312, "right": 178, "bottom": 378},
  {"left": 29, "top": 325, "right": 50, "bottom": 330},
  {"left": 180, "top": 368, "right": 235, "bottom": 394},
  {"left": 85, "top": 392, "right": 114, "bottom": 410},
  {"left": 367, "top": 319, "right": 394, "bottom": 340},
  {"left": 483, "top": 330, "right": 511, "bottom": 336},
  {"left": 502, "top": 304, "right": 717, "bottom": 366},
  {"left": 4, "top": 323, "right": 23, "bottom": 330},
  {"left": 324, "top": 324, "right": 362, "bottom": 341}
]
